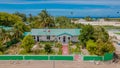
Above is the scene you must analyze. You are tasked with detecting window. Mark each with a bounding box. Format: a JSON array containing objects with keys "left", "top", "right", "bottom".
[
  {"left": 68, "top": 37, "right": 70, "bottom": 40},
  {"left": 47, "top": 35, "right": 50, "bottom": 40},
  {"left": 59, "top": 37, "right": 60, "bottom": 40},
  {"left": 37, "top": 36, "right": 39, "bottom": 41}
]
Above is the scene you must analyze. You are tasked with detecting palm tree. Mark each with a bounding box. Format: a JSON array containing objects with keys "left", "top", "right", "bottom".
[
  {"left": 38, "top": 10, "right": 54, "bottom": 27},
  {"left": 13, "top": 22, "right": 24, "bottom": 39},
  {"left": 0, "top": 28, "right": 12, "bottom": 44}
]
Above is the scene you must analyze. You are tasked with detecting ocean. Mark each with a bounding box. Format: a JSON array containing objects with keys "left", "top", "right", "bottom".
[{"left": 0, "top": 3, "right": 120, "bottom": 17}]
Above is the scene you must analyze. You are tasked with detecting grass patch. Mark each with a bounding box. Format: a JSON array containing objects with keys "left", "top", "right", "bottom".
[{"left": 40, "top": 41, "right": 56, "bottom": 46}]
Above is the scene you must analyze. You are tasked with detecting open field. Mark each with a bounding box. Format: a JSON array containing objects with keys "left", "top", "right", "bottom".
[{"left": 0, "top": 60, "right": 120, "bottom": 68}]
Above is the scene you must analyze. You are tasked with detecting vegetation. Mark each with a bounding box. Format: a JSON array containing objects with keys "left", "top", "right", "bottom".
[
  {"left": 13, "top": 12, "right": 27, "bottom": 22},
  {"left": 86, "top": 39, "right": 115, "bottom": 56},
  {"left": 0, "top": 41, "right": 4, "bottom": 54},
  {"left": 104, "top": 18, "right": 120, "bottom": 21},
  {"left": 0, "top": 12, "right": 23, "bottom": 26},
  {"left": 78, "top": 24, "right": 94, "bottom": 48},
  {"left": 0, "top": 10, "right": 116, "bottom": 55},
  {"left": 79, "top": 24, "right": 115, "bottom": 56},
  {"left": 20, "top": 35, "right": 35, "bottom": 54},
  {"left": 84, "top": 16, "right": 92, "bottom": 21},
  {"left": 103, "top": 25, "right": 120, "bottom": 29},
  {"left": 44, "top": 43, "right": 52, "bottom": 54}
]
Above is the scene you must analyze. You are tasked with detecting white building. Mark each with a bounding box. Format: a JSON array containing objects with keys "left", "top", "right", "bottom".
[{"left": 24, "top": 29, "right": 81, "bottom": 44}]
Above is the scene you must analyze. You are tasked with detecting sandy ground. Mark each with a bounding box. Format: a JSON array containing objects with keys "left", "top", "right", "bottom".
[{"left": 0, "top": 60, "right": 120, "bottom": 68}]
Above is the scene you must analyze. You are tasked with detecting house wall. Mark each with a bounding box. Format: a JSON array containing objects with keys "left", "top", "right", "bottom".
[
  {"left": 33, "top": 35, "right": 79, "bottom": 43},
  {"left": 71, "top": 36, "right": 79, "bottom": 42},
  {"left": 57, "top": 35, "right": 71, "bottom": 43},
  {"left": 33, "top": 35, "right": 56, "bottom": 41}
]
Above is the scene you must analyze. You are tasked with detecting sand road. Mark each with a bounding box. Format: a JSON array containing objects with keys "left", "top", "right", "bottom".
[{"left": 0, "top": 60, "right": 120, "bottom": 68}]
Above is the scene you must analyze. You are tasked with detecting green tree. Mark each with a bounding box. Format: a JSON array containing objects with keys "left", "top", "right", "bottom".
[
  {"left": 31, "top": 10, "right": 54, "bottom": 28},
  {"left": 0, "top": 28, "right": 11, "bottom": 44},
  {"left": 86, "top": 39, "right": 115, "bottom": 56},
  {"left": 0, "top": 12, "right": 22, "bottom": 26},
  {"left": 86, "top": 39, "right": 97, "bottom": 55},
  {"left": 93, "top": 26, "right": 109, "bottom": 42},
  {"left": 84, "top": 16, "right": 92, "bottom": 21},
  {"left": 28, "top": 14, "right": 34, "bottom": 23},
  {"left": 20, "top": 35, "right": 35, "bottom": 53},
  {"left": 78, "top": 24, "right": 94, "bottom": 48},
  {"left": 55, "top": 16, "right": 71, "bottom": 28},
  {"left": 95, "top": 40, "right": 115, "bottom": 56},
  {"left": 13, "top": 12, "right": 27, "bottom": 22},
  {"left": 13, "top": 22, "right": 30, "bottom": 39},
  {"left": 0, "top": 41, "right": 3, "bottom": 53},
  {"left": 44, "top": 43, "right": 52, "bottom": 54}
]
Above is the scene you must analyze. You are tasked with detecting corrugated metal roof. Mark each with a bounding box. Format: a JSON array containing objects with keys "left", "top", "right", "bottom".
[{"left": 24, "top": 29, "right": 81, "bottom": 36}]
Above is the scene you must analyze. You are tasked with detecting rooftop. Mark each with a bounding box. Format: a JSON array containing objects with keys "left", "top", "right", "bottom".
[
  {"left": 24, "top": 29, "right": 81, "bottom": 36},
  {"left": 0, "top": 26, "right": 13, "bottom": 31}
]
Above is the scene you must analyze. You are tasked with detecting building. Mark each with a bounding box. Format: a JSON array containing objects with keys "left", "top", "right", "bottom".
[{"left": 24, "top": 29, "right": 81, "bottom": 44}]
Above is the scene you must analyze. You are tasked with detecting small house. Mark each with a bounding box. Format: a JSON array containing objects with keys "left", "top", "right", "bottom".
[{"left": 24, "top": 29, "right": 81, "bottom": 44}]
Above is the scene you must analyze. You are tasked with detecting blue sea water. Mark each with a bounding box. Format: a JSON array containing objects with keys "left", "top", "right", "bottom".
[{"left": 0, "top": 0, "right": 120, "bottom": 17}]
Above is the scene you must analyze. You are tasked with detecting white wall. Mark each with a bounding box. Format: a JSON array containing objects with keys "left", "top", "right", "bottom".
[
  {"left": 34, "top": 35, "right": 56, "bottom": 41},
  {"left": 71, "top": 36, "right": 79, "bottom": 42},
  {"left": 33, "top": 35, "right": 79, "bottom": 43},
  {"left": 57, "top": 34, "right": 71, "bottom": 43}
]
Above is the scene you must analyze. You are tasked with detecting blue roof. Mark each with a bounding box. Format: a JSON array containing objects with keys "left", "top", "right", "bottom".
[
  {"left": 24, "top": 29, "right": 81, "bottom": 36},
  {"left": 0, "top": 26, "right": 13, "bottom": 31},
  {"left": 24, "top": 32, "right": 31, "bottom": 36}
]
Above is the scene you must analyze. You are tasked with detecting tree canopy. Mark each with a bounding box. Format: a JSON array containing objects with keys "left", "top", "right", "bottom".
[
  {"left": 44, "top": 43, "right": 52, "bottom": 54},
  {"left": 20, "top": 35, "right": 35, "bottom": 53},
  {"left": 13, "top": 12, "right": 27, "bottom": 22},
  {"left": 79, "top": 24, "right": 115, "bottom": 56},
  {"left": 0, "top": 12, "right": 23, "bottom": 26},
  {"left": 78, "top": 24, "right": 94, "bottom": 48},
  {"left": 86, "top": 39, "right": 115, "bottom": 56}
]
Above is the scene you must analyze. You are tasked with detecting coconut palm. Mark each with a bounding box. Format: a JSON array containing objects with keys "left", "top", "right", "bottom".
[
  {"left": 38, "top": 10, "right": 54, "bottom": 27},
  {"left": 13, "top": 22, "right": 25, "bottom": 39}
]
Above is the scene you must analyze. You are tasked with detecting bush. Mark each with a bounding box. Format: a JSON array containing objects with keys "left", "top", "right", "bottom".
[
  {"left": 58, "top": 46, "right": 62, "bottom": 55},
  {"left": 55, "top": 42, "right": 62, "bottom": 48},
  {"left": 19, "top": 49, "right": 27, "bottom": 55},
  {"left": 6, "top": 38, "right": 19, "bottom": 48},
  {"left": 0, "top": 51, "right": 3, "bottom": 55},
  {"left": 44, "top": 43, "right": 52, "bottom": 54}
]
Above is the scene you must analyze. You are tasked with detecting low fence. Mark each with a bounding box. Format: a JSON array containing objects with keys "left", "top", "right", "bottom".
[
  {"left": 0, "top": 55, "right": 74, "bottom": 61},
  {"left": 83, "top": 56, "right": 103, "bottom": 61},
  {"left": 0, "top": 56, "right": 23, "bottom": 60},
  {"left": 24, "top": 56, "right": 48, "bottom": 60},
  {"left": 83, "top": 53, "right": 113, "bottom": 61},
  {"left": 50, "top": 56, "right": 73, "bottom": 60},
  {"left": 103, "top": 53, "right": 113, "bottom": 61},
  {"left": 0, "top": 53, "right": 113, "bottom": 61}
]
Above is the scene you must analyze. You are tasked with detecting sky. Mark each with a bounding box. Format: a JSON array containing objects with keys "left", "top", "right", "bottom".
[{"left": 0, "top": 0, "right": 120, "bottom": 17}]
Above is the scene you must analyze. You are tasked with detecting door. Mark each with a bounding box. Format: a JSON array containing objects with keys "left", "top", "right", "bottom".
[
  {"left": 63, "top": 36, "right": 66, "bottom": 43},
  {"left": 37, "top": 36, "right": 39, "bottom": 41}
]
